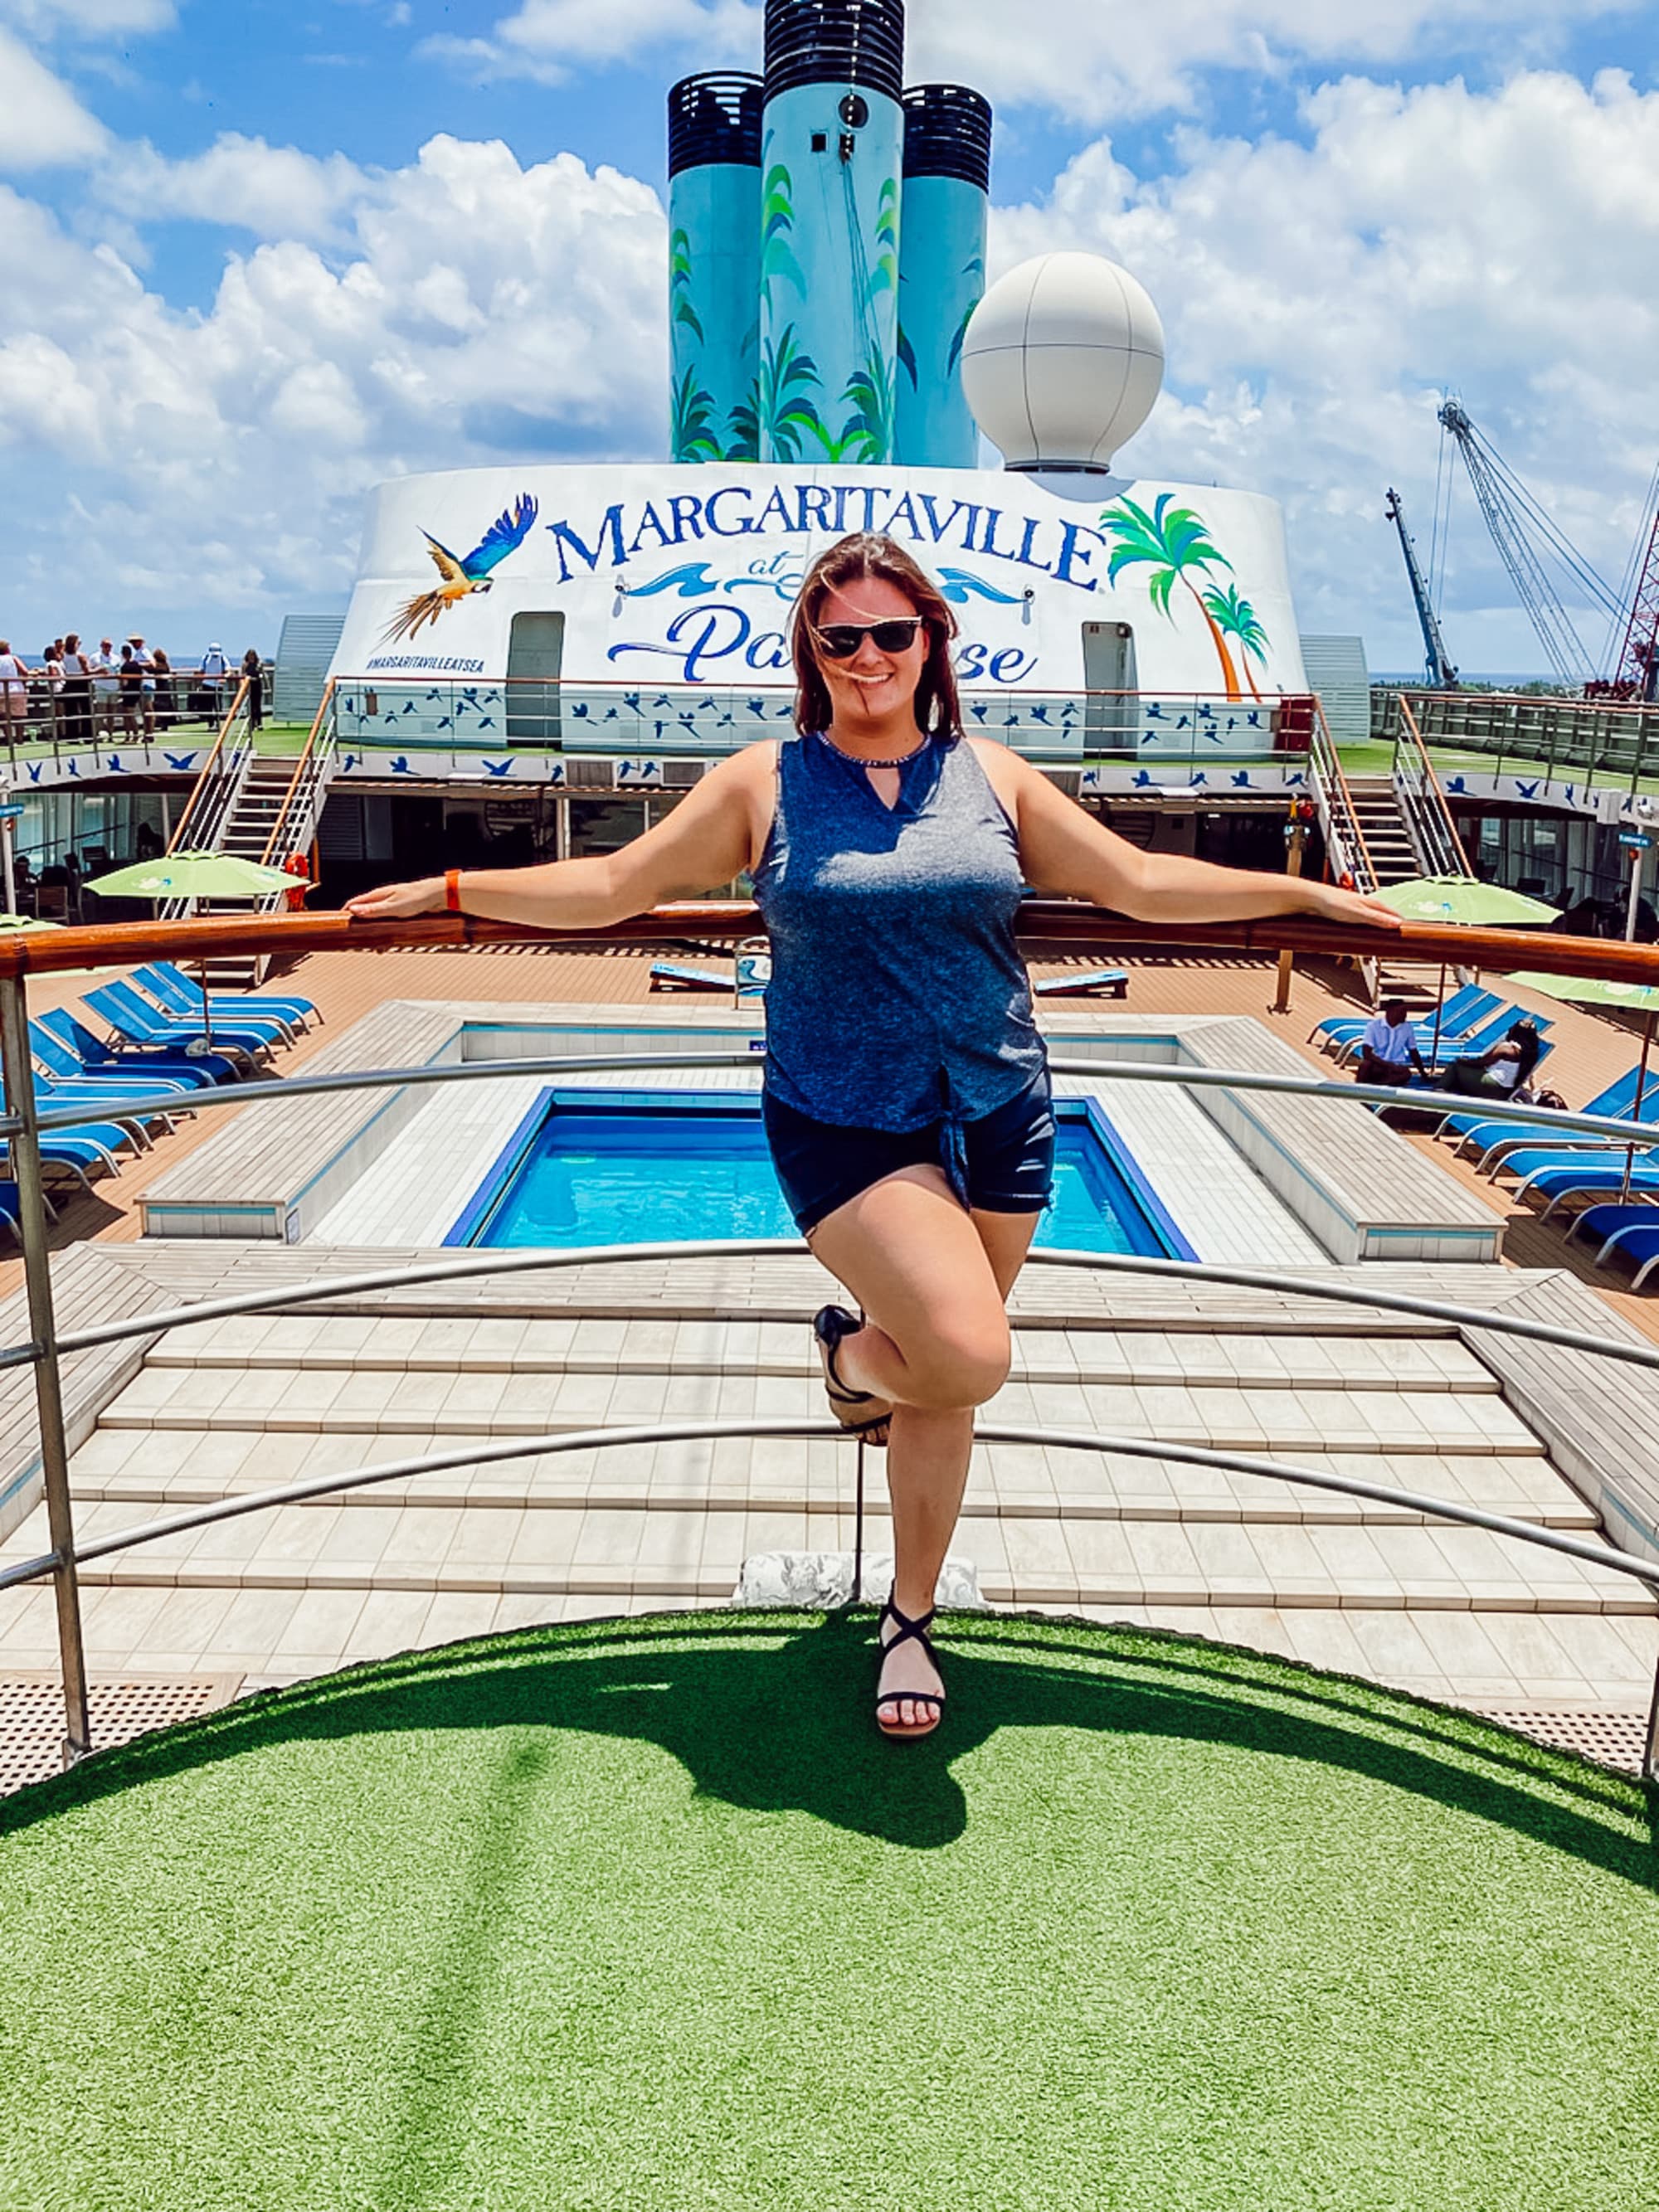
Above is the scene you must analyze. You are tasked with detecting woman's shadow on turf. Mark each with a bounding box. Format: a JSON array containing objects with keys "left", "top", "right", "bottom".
[{"left": 6, "top": 1612, "right": 1655, "bottom": 1884}]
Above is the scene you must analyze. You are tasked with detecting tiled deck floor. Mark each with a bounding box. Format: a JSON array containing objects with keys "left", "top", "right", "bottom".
[{"left": 3, "top": 942, "right": 1657, "bottom": 1759}]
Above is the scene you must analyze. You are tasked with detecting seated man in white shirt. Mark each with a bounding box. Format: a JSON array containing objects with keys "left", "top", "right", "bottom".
[{"left": 1355, "top": 998, "right": 1428, "bottom": 1088}]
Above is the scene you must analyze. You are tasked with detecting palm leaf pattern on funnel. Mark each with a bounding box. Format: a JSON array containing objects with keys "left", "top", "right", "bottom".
[
  {"left": 1100, "top": 494, "right": 1243, "bottom": 700},
  {"left": 838, "top": 348, "right": 898, "bottom": 463},
  {"left": 757, "top": 328, "right": 827, "bottom": 462},
  {"left": 670, "top": 368, "right": 721, "bottom": 464}
]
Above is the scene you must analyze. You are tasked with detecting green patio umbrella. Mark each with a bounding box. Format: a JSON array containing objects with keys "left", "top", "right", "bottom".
[
  {"left": 84, "top": 848, "right": 296, "bottom": 1041},
  {"left": 0, "top": 914, "right": 62, "bottom": 932},
  {"left": 1375, "top": 876, "right": 1561, "bottom": 1062},
  {"left": 1510, "top": 971, "right": 1659, "bottom": 1199},
  {"left": 1375, "top": 876, "right": 1562, "bottom": 928}
]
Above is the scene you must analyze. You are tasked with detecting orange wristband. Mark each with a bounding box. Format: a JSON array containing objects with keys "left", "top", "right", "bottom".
[{"left": 445, "top": 868, "right": 462, "bottom": 913}]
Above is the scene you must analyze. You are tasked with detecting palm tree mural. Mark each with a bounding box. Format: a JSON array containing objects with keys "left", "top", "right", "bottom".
[
  {"left": 757, "top": 327, "right": 828, "bottom": 462},
  {"left": 669, "top": 228, "right": 703, "bottom": 343},
  {"left": 1098, "top": 494, "right": 1243, "bottom": 700},
  {"left": 669, "top": 368, "right": 722, "bottom": 464},
  {"left": 838, "top": 347, "right": 898, "bottom": 463},
  {"left": 870, "top": 177, "right": 900, "bottom": 300},
  {"left": 727, "top": 378, "right": 761, "bottom": 462},
  {"left": 761, "top": 158, "right": 807, "bottom": 296},
  {"left": 1201, "top": 582, "right": 1270, "bottom": 699}
]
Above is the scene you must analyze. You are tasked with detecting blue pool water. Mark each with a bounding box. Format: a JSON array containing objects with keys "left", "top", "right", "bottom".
[{"left": 452, "top": 1091, "right": 1194, "bottom": 1259}]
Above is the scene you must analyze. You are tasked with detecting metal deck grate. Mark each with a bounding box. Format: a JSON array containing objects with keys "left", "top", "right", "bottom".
[
  {"left": 1476, "top": 1707, "right": 1651, "bottom": 1777},
  {"left": 0, "top": 1675, "right": 243, "bottom": 1798}
]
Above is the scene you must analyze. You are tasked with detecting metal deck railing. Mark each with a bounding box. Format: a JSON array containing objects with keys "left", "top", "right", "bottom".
[{"left": 1, "top": 906, "right": 1657, "bottom": 1781}]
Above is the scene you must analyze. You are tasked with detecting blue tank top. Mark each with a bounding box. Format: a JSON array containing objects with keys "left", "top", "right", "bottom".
[{"left": 752, "top": 731, "right": 1045, "bottom": 1130}]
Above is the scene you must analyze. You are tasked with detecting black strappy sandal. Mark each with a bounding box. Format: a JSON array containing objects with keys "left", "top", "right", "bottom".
[
  {"left": 812, "top": 1305, "right": 892, "bottom": 1448},
  {"left": 875, "top": 1590, "right": 946, "bottom": 1739}
]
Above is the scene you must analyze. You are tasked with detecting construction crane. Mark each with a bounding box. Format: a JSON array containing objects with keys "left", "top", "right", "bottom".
[
  {"left": 1436, "top": 398, "right": 1625, "bottom": 686},
  {"left": 1385, "top": 488, "right": 1459, "bottom": 688},
  {"left": 1603, "top": 469, "right": 1659, "bottom": 702}
]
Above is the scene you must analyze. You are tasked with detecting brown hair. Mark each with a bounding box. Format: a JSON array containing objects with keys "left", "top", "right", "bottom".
[{"left": 790, "top": 532, "right": 962, "bottom": 742}]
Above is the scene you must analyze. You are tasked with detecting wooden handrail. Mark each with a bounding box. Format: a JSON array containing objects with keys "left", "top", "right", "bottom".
[
  {"left": 258, "top": 678, "right": 337, "bottom": 868},
  {"left": 165, "top": 675, "right": 252, "bottom": 853},
  {"left": 1308, "top": 697, "right": 1381, "bottom": 889},
  {"left": 1396, "top": 693, "right": 1474, "bottom": 875},
  {"left": 2, "top": 902, "right": 1658, "bottom": 986}
]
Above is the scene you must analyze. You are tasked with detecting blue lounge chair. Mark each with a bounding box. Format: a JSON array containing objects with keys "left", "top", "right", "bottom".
[
  {"left": 0, "top": 1133, "right": 124, "bottom": 1195},
  {"left": 135, "top": 962, "right": 316, "bottom": 1037},
  {"left": 1035, "top": 970, "right": 1129, "bottom": 999},
  {"left": 31, "top": 1085, "right": 163, "bottom": 1149},
  {"left": 118, "top": 973, "right": 289, "bottom": 1052},
  {"left": 35, "top": 1009, "right": 237, "bottom": 1089},
  {"left": 84, "top": 981, "right": 278, "bottom": 1064},
  {"left": 1443, "top": 1065, "right": 1648, "bottom": 1169},
  {"left": 1313, "top": 984, "right": 1496, "bottom": 1057},
  {"left": 650, "top": 963, "right": 729, "bottom": 994},
  {"left": 1510, "top": 1157, "right": 1659, "bottom": 1219},
  {"left": 0, "top": 1179, "right": 56, "bottom": 1241},
  {"left": 1584, "top": 1209, "right": 1659, "bottom": 1291},
  {"left": 31, "top": 1022, "right": 196, "bottom": 1106},
  {"left": 1570, "top": 1200, "right": 1659, "bottom": 1243}
]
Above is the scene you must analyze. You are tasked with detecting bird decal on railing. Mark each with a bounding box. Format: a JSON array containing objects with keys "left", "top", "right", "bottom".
[{"left": 382, "top": 493, "right": 540, "bottom": 643}]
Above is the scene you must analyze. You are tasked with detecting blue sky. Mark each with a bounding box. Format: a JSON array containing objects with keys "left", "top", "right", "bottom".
[{"left": 2, "top": 0, "right": 1656, "bottom": 667}]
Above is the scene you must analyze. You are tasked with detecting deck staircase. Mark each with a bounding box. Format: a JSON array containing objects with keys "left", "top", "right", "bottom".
[
  {"left": 3, "top": 1257, "right": 1652, "bottom": 1724},
  {"left": 166, "top": 685, "right": 339, "bottom": 986},
  {"left": 1342, "top": 778, "right": 1422, "bottom": 887}
]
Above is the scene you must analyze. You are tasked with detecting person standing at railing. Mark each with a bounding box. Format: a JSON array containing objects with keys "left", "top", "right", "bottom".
[
  {"left": 0, "top": 642, "right": 29, "bottom": 744},
  {"left": 346, "top": 531, "right": 1403, "bottom": 1744},
  {"left": 91, "top": 639, "right": 119, "bottom": 737},
  {"left": 199, "top": 641, "right": 229, "bottom": 718},
  {"left": 150, "top": 648, "right": 178, "bottom": 733},
  {"left": 116, "top": 643, "right": 147, "bottom": 739},
  {"left": 58, "top": 634, "right": 95, "bottom": 747},
  {"left": 242, "top": 648, "right": 265, "bottom": 732}
]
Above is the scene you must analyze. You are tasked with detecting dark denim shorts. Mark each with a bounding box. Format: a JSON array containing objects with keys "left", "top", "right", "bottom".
[{"left": 762, "top": 1069, "right": 1056, "bottom": 1236}]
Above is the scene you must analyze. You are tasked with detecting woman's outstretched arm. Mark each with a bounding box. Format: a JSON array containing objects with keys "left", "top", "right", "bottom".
[
  {"left": 983, "top": 745, "right": 1404, "bottom": 932},
  {"left": 344, "top": 746, "right": 770, "bottom": 926}
]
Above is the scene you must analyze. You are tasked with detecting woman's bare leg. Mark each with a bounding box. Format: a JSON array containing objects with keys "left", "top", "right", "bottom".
[{"left": 808, "top": 1167, "right": 1039, "bottom": 1728}]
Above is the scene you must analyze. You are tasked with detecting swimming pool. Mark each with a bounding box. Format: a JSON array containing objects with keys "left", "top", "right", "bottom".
[{"left": 448, "top": 1090, "right": 1195, "bottom": 1258}]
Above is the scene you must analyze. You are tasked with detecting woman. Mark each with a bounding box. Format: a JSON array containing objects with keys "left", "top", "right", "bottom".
[
  {"left": 347, "top": 533, "right": 1399, "bottom": 1739},
  {"left": 1439, "top": 1019, "right": 1544, "bottom": 1099},
  {"left": 242, "top": 649, "right": 265, "bottom": 732},
  {"left": 59, "top": 634, "right": 94, "bottom": 746},
  {"left": 150, "top": 648, "right": 178, "bottom": 733}
]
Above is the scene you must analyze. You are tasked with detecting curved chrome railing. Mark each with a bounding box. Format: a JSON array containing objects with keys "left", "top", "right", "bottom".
[{"left": 3, "top": 908, "right": 1659, "bottom": 1779}]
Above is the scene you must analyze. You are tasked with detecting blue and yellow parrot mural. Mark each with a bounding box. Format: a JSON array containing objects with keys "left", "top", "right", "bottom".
[{"left": 382, "top": 493, "right": 540, "bottom": 643}]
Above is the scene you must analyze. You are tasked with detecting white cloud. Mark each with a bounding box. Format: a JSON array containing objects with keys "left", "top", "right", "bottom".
[
  {"left": 0, "top": 138, "right": 669, "bottom": 634},
  {"left": 426, "top": 0, "right": 1641, "bottom": 116},
  {"left": 0, "top": 1, "right": 175, "bottom": 33},
  {"left": 908, "top": 0, "right": 1643, "bottom": 123},
  {"left": 992, "top": 68, "right": 1659, "bottom": 664},
  {"left": 0, "top": 25, "right": 108, "bottom": 167},
  {"left": 424, "top": 0, "right": 757, "bottom": 85},
  {"left": 96, "top": 134, "right": 368, "bottom": 241},
  {"left": 1, "top": 61, "right": 1656, "bottom": 666}
]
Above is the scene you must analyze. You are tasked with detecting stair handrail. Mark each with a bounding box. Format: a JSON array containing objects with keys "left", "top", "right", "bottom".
[
  {"left": 1394, "top": 693, "right": 1474, "bottom": 878},
  {"left": 257, "top": 679, "right": 338, "bottom": 872},
  {"left": 165, "top": 677, "right": 253, "bottom": 856},
  {"left": 1306, "top": 696, "right": 1381, "bottom": 893}
]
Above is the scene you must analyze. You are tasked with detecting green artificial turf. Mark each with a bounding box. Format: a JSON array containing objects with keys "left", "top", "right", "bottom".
[{"left": 0, "top": 1612, "right": 1654, "bottom": 2211}]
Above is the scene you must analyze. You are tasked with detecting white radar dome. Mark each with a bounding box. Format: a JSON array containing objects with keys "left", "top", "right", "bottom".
[{"left": 961, "top": 250, "right": 1165, "bottom": 474}]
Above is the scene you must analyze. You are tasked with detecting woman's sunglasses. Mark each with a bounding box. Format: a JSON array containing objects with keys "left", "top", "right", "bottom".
[{"left": 811, "top": 618, "right": 925, "bottom": 659}]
